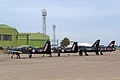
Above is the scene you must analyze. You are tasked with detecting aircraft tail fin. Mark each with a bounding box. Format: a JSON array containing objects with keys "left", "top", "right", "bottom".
[
  {"left": 43, "top": 41, "right": 51, "bottom": 52},
  {"left": 91, "top": 39, "right": 100, "bottom": 47},
  {"left": 108, "top": 40, "right": 115, "bottom": 47},
  {"left": 71, "top": 42, "right": 78, "bottom": 52}
]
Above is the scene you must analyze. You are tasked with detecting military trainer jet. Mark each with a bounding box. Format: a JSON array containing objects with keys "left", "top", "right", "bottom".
[
  {"left": 9, "top": 41, "right": 52, "bottom": 58},
  {"left": 51, "top": 42, "right": 78, "bottom": 57},
  {"left": 60, "top": 42, "right": 78, "bottom": 53},
  {"left": 99, "top": 40, "right": 116, "bottom": 55},
  {"left": 78, "top": 39, "right": 100, "bottom": 56}
]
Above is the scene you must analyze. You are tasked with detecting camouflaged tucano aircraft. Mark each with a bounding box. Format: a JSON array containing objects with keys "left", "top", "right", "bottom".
[
  {"left": 9, "top": 41, "right": 52, "bottom": 58},
  {"left": 78, "top": 39, "right": 100, "bottom": 56}
]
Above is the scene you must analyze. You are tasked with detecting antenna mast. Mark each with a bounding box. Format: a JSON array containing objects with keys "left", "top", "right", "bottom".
[
  {"left": 52, "top": 25, "right": 56, "bottom": 46},
  {"left": 42, "top": 8, "right": 47, "bottom": 39}
]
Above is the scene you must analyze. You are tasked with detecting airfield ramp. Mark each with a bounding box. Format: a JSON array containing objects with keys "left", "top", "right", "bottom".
[{"left": 0, "top": 51, "right": 120, "bottom": 80}]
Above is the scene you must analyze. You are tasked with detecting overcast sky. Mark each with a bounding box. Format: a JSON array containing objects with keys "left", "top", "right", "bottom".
[{"left": 0, "top": 0, "right": 120, "bottom": 45}]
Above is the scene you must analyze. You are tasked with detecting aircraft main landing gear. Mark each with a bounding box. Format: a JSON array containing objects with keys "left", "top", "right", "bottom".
[
  {"left": 79, "top": 51, "right": 83, "bottom": 56},
  {"left": 95, "top": 51, "right": 99, "bottom": 55},
  {"left": 100, "top": 51, "right": 104, "bottom": 55},
  {"left": 84, "top": 51, "right": 88, "bottom": 56},
  {"left": 49, "top": 54, "right": 52, "bottom": 57}
]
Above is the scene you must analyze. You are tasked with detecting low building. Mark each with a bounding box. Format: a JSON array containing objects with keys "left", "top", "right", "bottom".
[
  {"left": 0, "top": 24, "right": 19, "bottom": 47},
  {"left": 0, "top": 24, "right": 50, "bottom": 47},
  {"left": 18, "top": 33, "right": 50, "bottom": 47}
]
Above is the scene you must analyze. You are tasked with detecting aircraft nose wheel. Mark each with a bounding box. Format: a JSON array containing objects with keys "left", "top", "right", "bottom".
[
  {"left": 29, "top": 54, "right": 32, "bottom": 58},
  {"left": 11, "top": 56, "right": 13, "bottom": 58},
  {"left": 79, "top": 52, "right": 83, "bottom": 56},
  {"left": 68, "top": 54, "right": 70, "bottom": 56}
]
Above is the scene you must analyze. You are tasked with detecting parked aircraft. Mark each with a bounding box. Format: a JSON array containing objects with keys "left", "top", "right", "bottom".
[
  {"left": 51, "top": 42, "right": 78, "bottom": 57},
  {"left": 0, "top": 46, "right": 4, "bottom": 53},
  {"left": 9, "top": 41, "right": 52, "bottom": 58},
  {"left": 60, "top": 42, "right": 78, "bottom": 53},
  {"left": 99, "top": 40, "right": 116, "bottom": 55},
  {"left": 78, "top": 39, "right": 100, "bottom": 56}
]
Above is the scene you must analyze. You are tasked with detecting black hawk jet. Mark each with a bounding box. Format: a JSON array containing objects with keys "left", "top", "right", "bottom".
[
  {"left": 51, "top": 42, "right": 78, "bottom": 57},
  {"left": 78, "top": 39, "right": 100, "bottom": 56},
  {"left": 99, "top": 40, "right": 116, "bottom": 55}
]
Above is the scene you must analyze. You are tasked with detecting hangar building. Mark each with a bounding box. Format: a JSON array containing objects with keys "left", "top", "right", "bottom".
[
  {"left": 18, "top": 33, "right": 49, "bottom": 47},
  {"left": 0, "top": 24, "right": 19, "bottom": 47},
  {"left": 0, "top": 24, "right": 50, "bottom": 47}
]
